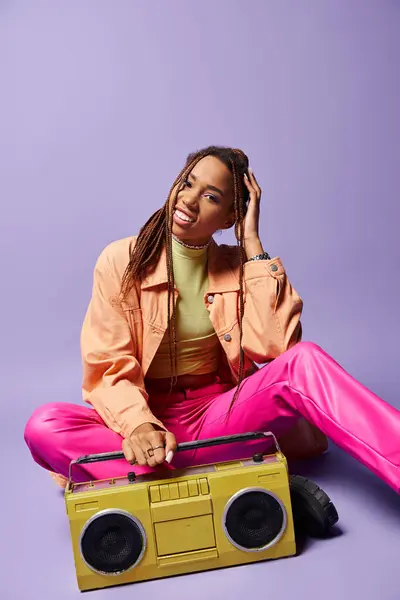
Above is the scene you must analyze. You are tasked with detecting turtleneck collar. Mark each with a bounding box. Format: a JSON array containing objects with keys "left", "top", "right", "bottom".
[{"left": 172, "top": 236, "right": 209, "bottom": 260}]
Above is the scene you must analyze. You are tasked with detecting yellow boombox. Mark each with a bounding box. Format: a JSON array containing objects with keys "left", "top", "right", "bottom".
[{"left": 65, "top": 432, "right": 297, "bottom": 592}]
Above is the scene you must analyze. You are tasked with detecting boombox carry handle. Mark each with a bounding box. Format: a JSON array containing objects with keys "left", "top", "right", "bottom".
[{"left": 68, "top": 431, "right": 281, "bottom": 485}]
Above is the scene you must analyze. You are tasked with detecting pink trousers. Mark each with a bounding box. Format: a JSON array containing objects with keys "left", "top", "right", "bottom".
[{"left": 24, "top": 342, "right": 400, "bottom": 493}]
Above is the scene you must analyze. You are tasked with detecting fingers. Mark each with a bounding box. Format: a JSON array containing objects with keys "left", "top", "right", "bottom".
[
  {"left": 147, "top": 430, "right": 168, "bottom": 467},
  {"left": 131, "top": 442, "right": 148, "bottom": 466},
  {"left": 248, "top": 168, "right": 262, "bottom": 196},
  {"left": 165, "top": 432, "right": 177, "bottom": 463},
  {"left": 123, "top": 430, "right": 177, "bottom": 469},
  {"left": 131, "top": 431, "right": 167, "bottom": 468},
  {"left": 122, "top": 438, "right": 136, "bottom": 464},
  {"left": 244, "top": 168, "right": 262, "bottom": 200},
  {"left": 122, "top": 438, "right": 147, "bottom": 466}
]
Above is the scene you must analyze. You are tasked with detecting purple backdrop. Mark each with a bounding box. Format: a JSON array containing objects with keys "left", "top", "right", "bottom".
[{"left": 1, "top": 1, "right": 399, "bottom": 599}]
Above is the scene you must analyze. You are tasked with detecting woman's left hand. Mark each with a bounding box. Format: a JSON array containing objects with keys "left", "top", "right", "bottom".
[{"left": 242, "top": 169, "right": 263, "bottom": 253}]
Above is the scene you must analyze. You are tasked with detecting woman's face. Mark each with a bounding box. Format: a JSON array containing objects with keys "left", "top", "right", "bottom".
[{"left": 171, "top": 156, "right": 236, "bottom": 246}]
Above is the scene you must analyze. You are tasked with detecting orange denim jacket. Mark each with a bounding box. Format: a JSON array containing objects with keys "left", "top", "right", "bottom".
[{"left": 81, "top": 236, "right": 328, "bottom": 459}]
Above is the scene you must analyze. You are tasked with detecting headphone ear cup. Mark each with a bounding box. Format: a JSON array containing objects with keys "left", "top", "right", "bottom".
[{"left": 289, "top": 475, "right": 339, "bottom": 539}]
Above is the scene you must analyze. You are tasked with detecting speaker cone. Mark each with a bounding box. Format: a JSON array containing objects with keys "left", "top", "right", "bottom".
[
  {"left": 223, "top": 488, "right": 286, "bottom": 552},
  {"left": 80, "top": 509, "right": 146, "bottom": 574}
]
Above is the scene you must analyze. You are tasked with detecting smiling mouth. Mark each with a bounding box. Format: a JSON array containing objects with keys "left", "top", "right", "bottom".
[{"left": 174, "top": 209, "right": 196, "bottom": 223}]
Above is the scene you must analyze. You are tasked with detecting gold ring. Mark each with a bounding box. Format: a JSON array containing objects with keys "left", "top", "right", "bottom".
[
  {"left": 153, "top": 445, "right": 165, "bottom": 451},
  {"left": 146, "top": 448, "right": 154, "bottom": 458}
]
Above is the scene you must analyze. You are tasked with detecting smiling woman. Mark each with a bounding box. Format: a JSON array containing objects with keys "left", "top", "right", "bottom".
[
  {"left": 171, "top": 155, "right": 238, "bottom": 246},
  {"left": 24, "top": 146, "right": 400, "bottom": 503}
]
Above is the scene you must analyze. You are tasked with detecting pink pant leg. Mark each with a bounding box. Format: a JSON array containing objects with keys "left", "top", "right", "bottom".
[
  {"left": 193, "top": 341, "right": 400, "bottom": 493},
  {"left": 24, "top": 402, "right": 175, "bottom": 482}
]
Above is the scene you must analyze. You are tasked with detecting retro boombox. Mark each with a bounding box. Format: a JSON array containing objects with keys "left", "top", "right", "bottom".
[{"left": 64, "top": 432, "right": 337, "bottom": 592}]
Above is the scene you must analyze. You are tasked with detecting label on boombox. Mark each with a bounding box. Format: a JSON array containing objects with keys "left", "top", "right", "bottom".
[{"left": 65, "top": 451, "right": 296, "bottom": 592}]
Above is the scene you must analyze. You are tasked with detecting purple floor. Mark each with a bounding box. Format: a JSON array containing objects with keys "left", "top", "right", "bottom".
[
  {"left": 3, "top": 1, "right": 400, "bottom": 598},
  {"left": 5, "top": 366, "right": 400, "bottom": 600}
]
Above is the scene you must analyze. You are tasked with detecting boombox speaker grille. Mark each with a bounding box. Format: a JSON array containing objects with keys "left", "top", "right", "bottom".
[
  {"left": 224, "top": 488, "right": 286, "bottom": 552},
  {"left": 80, "top": 509, "right": 146, "bottom": 574}
]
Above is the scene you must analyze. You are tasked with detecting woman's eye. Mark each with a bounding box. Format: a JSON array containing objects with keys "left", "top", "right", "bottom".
[
  {"left": 206, "top": 194, "right": 219, "bottom": 203},
  {"left": 183, "top": 179, "right": 192, "bottom": 188}
]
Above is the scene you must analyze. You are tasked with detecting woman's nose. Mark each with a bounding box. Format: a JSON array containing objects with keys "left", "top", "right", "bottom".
[{"left": 182, "top": 195, "right": 199, "bottom": 210}]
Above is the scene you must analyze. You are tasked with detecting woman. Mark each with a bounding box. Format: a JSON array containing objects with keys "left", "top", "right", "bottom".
[{"left": 24, "top": 146, "right": 400, "bottom": 494}]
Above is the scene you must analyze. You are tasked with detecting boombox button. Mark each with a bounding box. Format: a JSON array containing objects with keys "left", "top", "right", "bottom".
[
  {"left": 199, "top": 478, "right": 209, "bottom": 495},
  {"left": 150, "top": 485, "right": 161, "bottom": 503},
  {"left": 169, "top": 483, "right": 179, "bottom": 500},
  {"left": 178, "top": 481, "right": 189, "bottom": 497},
  {"left": 160, "top": 484, "right": 170, "bottom": 501},
  {"left": 188, "top": 480, "right": 199, "bottom": 496},
  {"left": 253, "top": 453, "right": 264, "bottom": 463}
]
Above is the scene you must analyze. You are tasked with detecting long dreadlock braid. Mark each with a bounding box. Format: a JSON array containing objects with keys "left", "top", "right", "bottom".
[
  {"left": 121, "top": 146, "right": 250, "bottom": 411},
  {"left": 226, "top": 156, "right": 246, "bottom": 414},
  {"left": 164, "top": 150, "right": 212, "bottom": 391}
]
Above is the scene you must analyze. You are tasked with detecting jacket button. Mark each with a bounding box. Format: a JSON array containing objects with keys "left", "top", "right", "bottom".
[
  {"left": 207, "top": 294, "right": 214, "bottom": 304},
  {"left": 223, "top": 333, "right": 232, "bottom": 342},
  {"left": 270, "top": 264, "right": 278, "bottom": 272}
]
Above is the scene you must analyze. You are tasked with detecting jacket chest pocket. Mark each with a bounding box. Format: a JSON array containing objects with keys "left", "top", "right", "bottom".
[
  {"left": 122, "top": 307, "right": 143, "bottom": 364},
  {"left": 209, "top": 291, "right": 240, "bottom": 331}
]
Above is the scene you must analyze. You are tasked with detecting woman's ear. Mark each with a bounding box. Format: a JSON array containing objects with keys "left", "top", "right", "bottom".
[
  {"left": 222, "top": 216, "right": 235, "bottom": 230},
  {"left": 222, "top": 207, "right": 236, "bottom": 229}
]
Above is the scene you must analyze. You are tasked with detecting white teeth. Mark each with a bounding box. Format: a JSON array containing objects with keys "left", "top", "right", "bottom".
[{"left": 175, "top": 209, "right": 194, "bottom": 222}]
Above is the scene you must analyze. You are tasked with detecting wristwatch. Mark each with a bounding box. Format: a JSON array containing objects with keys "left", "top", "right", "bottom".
[{"left": 248, "top": 251, "right": 271, "bottom": 261}]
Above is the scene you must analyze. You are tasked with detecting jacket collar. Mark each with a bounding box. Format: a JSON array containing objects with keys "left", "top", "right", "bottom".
[{"left": 140, "top": 238, "right": 241, "bottom": 293}]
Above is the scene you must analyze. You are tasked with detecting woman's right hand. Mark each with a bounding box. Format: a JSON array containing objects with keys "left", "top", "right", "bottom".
[{"left": 122, "top": 423, "right": 177, "bottom": 468}]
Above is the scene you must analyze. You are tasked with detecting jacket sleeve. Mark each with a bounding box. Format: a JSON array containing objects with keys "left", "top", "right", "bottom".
[
  {"left": 241, "top": 257, "right": 303, "bottom": 363},
  {"left": 80, "top": 247, "right": 167, "bottom": 438}
]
